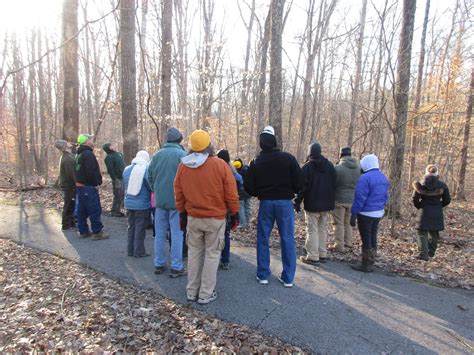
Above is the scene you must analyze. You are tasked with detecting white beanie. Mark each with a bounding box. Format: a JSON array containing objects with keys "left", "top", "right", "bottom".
[{"left": 262, "top": 126, "right": 275, "bottom": 136}]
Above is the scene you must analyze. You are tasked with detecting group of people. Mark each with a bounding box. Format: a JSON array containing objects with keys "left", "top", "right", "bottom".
[{"left": 54, "top": 125, "right": 451, "bottom": 304}]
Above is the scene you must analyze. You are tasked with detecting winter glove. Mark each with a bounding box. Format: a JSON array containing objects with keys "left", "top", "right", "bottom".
[
  {"left": 230, "top": 213, "right": 239, "bottom": 231},
  {"left": 179, "top": 212, "right": 188, "bottom": 232},
  {"left": 350, "top": 214, "right": 357, "bottom": 227},
  {"left": 293, "top": 202, "right": 301, "bottom": 213}
]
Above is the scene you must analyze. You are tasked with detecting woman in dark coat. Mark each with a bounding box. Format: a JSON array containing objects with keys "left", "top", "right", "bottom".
[{"left": 412, "top": 165, "right": 451, "bottom": 261}]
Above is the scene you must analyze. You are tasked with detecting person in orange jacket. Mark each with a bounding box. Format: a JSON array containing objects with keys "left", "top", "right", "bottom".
[{"left": 174, "top": 130, "right": 239, "bottom": 304}]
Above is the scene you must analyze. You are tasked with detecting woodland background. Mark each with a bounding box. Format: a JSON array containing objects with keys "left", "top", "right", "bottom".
[{"left": 0, "top": 0, "right": 473, "bottom": 207}]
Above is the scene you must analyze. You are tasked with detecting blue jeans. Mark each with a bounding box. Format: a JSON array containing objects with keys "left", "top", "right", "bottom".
[
  {"left": 256, "top": 200, "right": 296, "bottom": 283},
  {"left": 154, "top": 208, "right": 183, "bottom": 270},
  {"left": 239, "top": 198, "right": 251, "bottom": 227},
  {"left": 76, "top": 186, "right": 103, "bottom": 234},
  {"left": 357, "top": 214, "right": 381, "bottom": 251}
]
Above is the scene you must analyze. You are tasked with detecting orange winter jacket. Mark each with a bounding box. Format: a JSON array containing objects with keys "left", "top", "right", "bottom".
[{"left": 174, "top": 155, "right": 240, "bottom": 219}]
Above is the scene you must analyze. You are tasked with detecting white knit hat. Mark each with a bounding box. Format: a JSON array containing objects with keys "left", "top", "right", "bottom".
[{"left": 262, "top": 126, "right": 275, "bottom": 136}]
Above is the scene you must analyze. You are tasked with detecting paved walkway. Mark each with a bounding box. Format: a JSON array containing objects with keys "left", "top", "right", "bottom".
[{"left": 1, "top": 203, "right": 473, "bottom": 353}]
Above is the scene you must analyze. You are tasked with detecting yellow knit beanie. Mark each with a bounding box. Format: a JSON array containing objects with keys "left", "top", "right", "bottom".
[
  {"left": 190, "top": 130, "right": 211, "bottom": 152},
  {"left": 233, "top": 160, "right": 242, "bottom": 169}
]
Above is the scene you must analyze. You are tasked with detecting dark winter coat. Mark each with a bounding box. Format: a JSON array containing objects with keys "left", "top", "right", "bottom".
[
  {"left": 58, "top": 151, "right": 76, "bottom": 189},
  {"left": 235, "top": 159, "right": 251, "bottom": 200},
  {"left": 75, "top": 145, "right": 102, "bottom": 187},
  {"left": 294, "top": 155, "right": 336, "bottom": 213},
  {"left": 412, "top": 176, "right": 451, "bottom": 231},
  {"left": 335, "top": 156, "right": 360, "bottom": 204},
  {"left": 244, "top": 135, "right": 303, "bottom": 200},
  {"left": 103, "top": 144, "right": 125, "bottom": 181}
]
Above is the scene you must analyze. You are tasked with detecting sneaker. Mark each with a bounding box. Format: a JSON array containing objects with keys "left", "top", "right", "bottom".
[
  {"left": 111, "top": 212, "right": 125, "bottom": 217},
  {"left": 299, "top": 256, "right": 320, "bottom": 266},
  {"left": 135, "top": 253, "right": 151, "bottom": 258},
  {"left": 278, "top": 276, "right": 293, "bottom": 288},
  {"left": 92, "top": 231, "right": 110, "bottom": 240},
  {"left": 169, "top": 268, "right": 187, "bottom": 278},
  {"left": 79, "top": 232, "right": 92, "bottom": 238},
  {"left": 197, "top": 290, "right": 217, "bottom": 304},
  {"left": 319, "top": 257, "right": 329, "bottom": 263},
  {"left": 220, "top": 262, "right": 230, "bottom": 270},
  {"left": 154, "top": 266, "right": 167, "bottom": 274},
  {"left": 62, "top": 225, "right": 75, "bottom": 231},
  {"left": 416, "top": 255, "right": 429, "bottom": 261},
  {"left": 187, "top": 293, "right": 197, "bottom": 302},
  {"left": 256, "top": 276, "right": 268, "bottom": 285}
]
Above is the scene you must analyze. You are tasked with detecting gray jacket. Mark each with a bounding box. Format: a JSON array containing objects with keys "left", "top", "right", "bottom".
[{"left": 335, "top": 156, "right": 361, "bottom": 204}]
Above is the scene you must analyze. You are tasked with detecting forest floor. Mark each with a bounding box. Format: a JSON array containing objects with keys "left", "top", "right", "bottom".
[
  {"left": 0, "top": 239, "right": 300, "bottom": 352},
  {"left": 0, "top": 180, "right": 472, "bottom": 290}
]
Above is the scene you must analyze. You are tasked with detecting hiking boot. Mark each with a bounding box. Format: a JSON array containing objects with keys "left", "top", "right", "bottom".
[
  {"left": 79, "top": 232, "right": 92, "bottom": 238},
  {"left": 197, "top": 290, "right": 217, "bottom": 305},
  {"left": 219, "top": 262, "right": 230, "bottom": 270},
  {"left": 351, "top": 249, "right": 373, "bottom": 273},
  {"left": 416, "top": 254, "right": 429, "bottom": 261},
  {"left": 135, "top": 253, "right": 151, "bottom": 258},
  {"left": 92, "top": 231, "right": 109, "bottom": 240},
  {"left": 154, "top": 266, "right": 167, "bottom": 274},
  {"left": 62, "top": 225, "right": 75, "bottom": 231},
  {"left": 299, "top": 256, "right": 320, "bottom": 266},
  {"left": 278, "top": 276, "right": 293, "bottom": 288},
  {"left": 111, "top": 212, "right": 125, "bottom": 217},
  {"left": 319, "top": 257, "right": 329, "bottom": 263},
  {"left": 169, "top": 268, "right": 187, "bottom": 278},
  {"left": 256, "top": 276, "right": 268, "bottom": 285}
]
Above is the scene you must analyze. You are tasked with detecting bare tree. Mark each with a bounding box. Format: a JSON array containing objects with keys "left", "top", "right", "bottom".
[
  {"left": 268, "top": 0, "right": 285, "bottom": 145},
  {"left": 120, "top": 0, "right": 138, "bottom": 163},
  {"left": 389, "top": 0, "right": 416, "bottom": 224},
  {"left": 62, "top": 0, "right": 79, "bottom": 142},
  {"left": 161, "top": 0, "right": 173, "bottom": 143}
]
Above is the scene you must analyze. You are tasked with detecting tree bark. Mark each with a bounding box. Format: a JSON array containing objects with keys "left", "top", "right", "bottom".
[
  {"left": 455, "top": 67, "right": 473, "bottom": 200},
  {"left": 268, "top": 0, "right": 285, "bottom": 146},
  {"left": 120, "top": 0, "right": 138, "bottom": 164},
  {"left": 160, "top": 0, "right": 172, "bottom": 143},
  {"left": 61, "top": 0, "right": 79, "bottom": 142},
  {"left": 389, "top": 0, "right": 416, "bottom": 224}
]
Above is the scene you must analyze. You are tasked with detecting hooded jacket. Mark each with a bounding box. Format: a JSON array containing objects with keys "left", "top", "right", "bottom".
[
  {"left": 235, "top": 158, "right": 251, "bottom": 200},
  {"left": 148, "top": 142, "right": 186, "bottom": 209},
  {"left": 75, "top": 145, "right": 102, "bottom": 187},
  {"left": 335, "top": 156, "right": 361, "bottom": 204},
  {"left": 294, "top": 144, "right": 336, "bottom": 212},
  {"left": 244, "top": 133, "right": 303, "bottom": 200},
  {"left": 174, "top": 154, "right": 239, "bottom": 219},
  {"left": 351, "top": 154, "right": 389, "bottom": 216},
  {"left": 102, "top": 144, "right": 125, "bottom": 181},
  {"left": 412, "top": 175, "right": 451, "bottom": 231},
  {"left": 58, "top": 151, "right": 76, "bottom": 189}
]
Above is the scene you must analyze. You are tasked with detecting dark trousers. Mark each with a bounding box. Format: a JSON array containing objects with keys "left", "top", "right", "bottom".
[
  {"left": 220, "top": 222, "right": 231, "bottom": 263},
  {"left": 76, "top": 186, "right": 103, "bottom": 234},
  {"left": 111, "top": 179, "right": 124, "bottom": 213},
  {"left": 62, "top": 188, "right": 76, "bottom": 229},
  {"left": 357, "top": 214, "right": 381, "bottom": 251},
  {"left": 417, "top": 230, "right": 439, "bottom": 258},
  {"left": 127, "top": 209, "right": 148, "bottom": 257}
]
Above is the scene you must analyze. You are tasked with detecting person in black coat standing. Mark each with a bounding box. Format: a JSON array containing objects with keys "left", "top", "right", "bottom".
[
  {"left": 412, "top": 165, "right": 451, "bottom": 261},
  {"left": 294, "top": 143, "right": 336, "bottom": 265}
]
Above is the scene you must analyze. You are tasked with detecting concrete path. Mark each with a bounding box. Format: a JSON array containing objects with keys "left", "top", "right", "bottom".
[{"left": 1, "top": 203, "right": 473, "bottom": 354}]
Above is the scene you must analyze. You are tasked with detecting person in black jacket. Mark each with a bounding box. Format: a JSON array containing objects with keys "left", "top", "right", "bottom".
[
  {"left": 55, "top": 140, "right": 76, "bottom": 230},
  {"left": 412, "top": 165, "right": 451, "bottom": 261},
  {"left": 294, "top": 143, "right": 336, "bottom": 265},
  {"left": 244, "top": 126, "right": 303, "bottom": 287},
  {"left": 75, "top": 134, "right": 108, "bottom": 240},
  {"left": 233, "top": 158, "right": 252, "bottom": 228}
]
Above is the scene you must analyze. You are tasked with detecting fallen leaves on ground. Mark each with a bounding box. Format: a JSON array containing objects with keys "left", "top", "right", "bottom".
[{"left": 0, "top": 239, "right": 303, "bottom": 352}]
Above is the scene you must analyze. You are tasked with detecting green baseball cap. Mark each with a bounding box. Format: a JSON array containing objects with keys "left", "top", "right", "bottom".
[{"left": 77, "top": 134, "right": 94, "bottom": 145}]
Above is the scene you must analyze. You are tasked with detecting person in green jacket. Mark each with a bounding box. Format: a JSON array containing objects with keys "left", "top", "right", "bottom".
[
  {"left": 332, "top": 147, "right": 361, "bottom": 252},
  {"left": 148, "top": 128, "right": 187, "bottom": 278},
  {"left": 55, "top": 140, "right": 76, "bottom": 230},
  {"left": 102, "top": 143, "right": 126, "bottom": 217}
]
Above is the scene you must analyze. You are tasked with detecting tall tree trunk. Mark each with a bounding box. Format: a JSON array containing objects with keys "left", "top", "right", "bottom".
[
  {"left": 62, "top": 0, "right": 79, "bottom": 142},
  {"left": 161, "top": 0, "right": 172, "bottom": 143},
  {"left": 455, "top": 67, "right": 473, "bottom": 200},
  {"left": 408, "top": 0, "right": 430, "bottom": 186},
  {"left": 389, "top": 0, "right": 416, "bottom": 228},
  {"left": 254, "top": 7, "right": 271, "bottom": 155},
  {"left": 347, "top": 0, "right": 368, "bottom": 147},
  {"left": 120, "top": 0, "right": 138, "bottom": 164},
  {"left": 268, "top": 0, "right": 285, "bottom": 146}
]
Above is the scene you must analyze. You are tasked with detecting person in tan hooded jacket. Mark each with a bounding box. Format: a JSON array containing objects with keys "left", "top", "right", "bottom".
[{"left": 174, "top": 129, "right": 239, "bottom": 304}]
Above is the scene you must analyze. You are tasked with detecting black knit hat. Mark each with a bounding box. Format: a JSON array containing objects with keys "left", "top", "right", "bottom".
[
  {"left": 217, "top": 149, "right": 230, "bottom": 163},
  {"left": 340, "top": 147, "right": 351, "bottom": 157}
]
